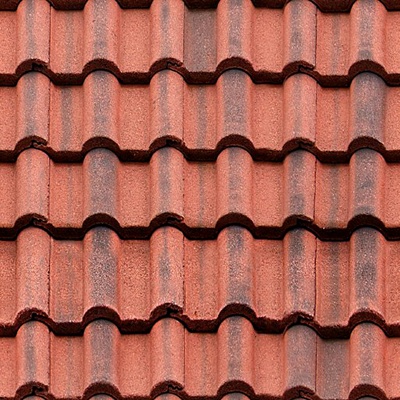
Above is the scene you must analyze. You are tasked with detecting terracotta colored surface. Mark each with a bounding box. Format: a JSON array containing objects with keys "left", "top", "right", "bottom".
[
  {"left": 0, "top": 319, "right": 398, "bottom": 400},
  {"left": 1, "top": 0, "right": 400, "bottom": 84},
  {"left": 316, "top": 0, "right": 399, "bottom": 84},
  {"left": 0, "top": 147, "right": 315, "bottom": 237},
  {"left": 0, "top": 0, "right": 50, "bottom": 80},
  {"left": 3, "top": 147, "right": 400, "bottom": 238},
  {"left": 2, "top": 70, "right": 400, "bottom": 162},
  {"left": 1, "top": 0, "right": 400, "bottom": 399},
  {"left": 0, "top": 0, "right": 314, "bottom": 84},
  {"left": 0, "top": 226, "right": 399, "bottom": 336}
]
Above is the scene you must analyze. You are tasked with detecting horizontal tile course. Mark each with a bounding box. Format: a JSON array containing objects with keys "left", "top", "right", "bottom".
[
  {"left": 2, "top": 147, "right": 400, "bottom": 238},
  {"left": 1, "top": 0, "right": 400, "bottom": 84},
  {"left": 0, "top": 147, "right": 315, "bottom": 237},
  {"left": 0, "top": 319, "right": 397, "bottom": 400},
  {"left": 0, "top": 226, "right": 398, "bottom": 336},
  {"left": 2, "top": 70, "right": 400, "bottom": 162},
  {"left": 1, "top": 0, "right": 396, "bottom": 398}
]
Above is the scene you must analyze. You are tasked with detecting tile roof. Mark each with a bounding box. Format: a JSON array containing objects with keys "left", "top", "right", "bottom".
[
  {"left": 1, "top": 0, "right": 399, "bottom": 399},
  {"left": 2, "top": 319, "right": 400, "bottom": 399},
  {"left": 3, "top": 147, "right": 400, "bottom": 239},
  {"left": 3, "top": 70, "right": 400, "bottom": 163},
  {"left": 0, "top": 226, "right": 399, "bottom": 337},
  {"left": 2, "top": 0, "right": 400, "bottom": 85}
]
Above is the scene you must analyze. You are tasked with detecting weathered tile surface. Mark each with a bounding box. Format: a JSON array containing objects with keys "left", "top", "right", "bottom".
[{"left": 0, "top": 0, "right": 399, "bottom": 399}]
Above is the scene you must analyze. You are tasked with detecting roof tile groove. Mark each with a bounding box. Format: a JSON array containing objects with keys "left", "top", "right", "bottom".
[
  {"left": 2, "top": 0, "right": 400, "bottom": 85},
  {"left": 0, "top": 319, "right": 397, "bottom": 400},
  {"left": 0, "top": 225, "right": 399, "bottom": 336},
  {"left": 3, "top": 70, "right": 400, "bottom": 162},
  {"left": 1, "top": 0, "right": 398, "bottom": 397}
]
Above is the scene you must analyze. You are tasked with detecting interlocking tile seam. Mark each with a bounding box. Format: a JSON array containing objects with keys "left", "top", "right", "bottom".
[
  {"left": 0, "top": 225, "right": 399, "bottom": 337},
  {"left": 3, "top": 70, "right": 400, "bottom": 163},
  {"left": 22, "top": 396, "right": 252, "bottom": 400},
  {"left": 24, "top": 396, "right": 254, "bottom": 400},
  {"left": 2, "top": 0, "right": 400, "bottom": 11},
  {"left": 2, "top": 0, "right": 400, "bottom": 85},
  {"left": 0, "top": 318, "right": 397, "bottom": 400},
  {"left": 1, "top": 147, "right": 400, "bottom": 240}
]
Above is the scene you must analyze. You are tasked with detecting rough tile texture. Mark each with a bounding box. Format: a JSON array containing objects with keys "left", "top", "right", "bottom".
[
  {"left": 0, "top": 0, "right": 399, "bottom": 399},
  {"left": 2, "top": 147, "right": 400, "bottom": 239},
  {"left": 1, "top": 319, "right": 400, "bottom": 399},
  {"left": 2, "top": 0, "right": 400, "bottom": 84},
  {"left": 0, "top": 226, "right": 399, "bottom": 337},
  {"left": 3, "top": 70, "right": 400, "bottom": 162}
]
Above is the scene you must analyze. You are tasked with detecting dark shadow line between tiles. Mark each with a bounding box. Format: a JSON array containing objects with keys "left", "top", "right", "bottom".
[
  {"left": 2, "top": 0, "right": 400, "bottom": 13},
  {"left": 8, "top": 369, "right": 393, "bottom": 400},
  {"left": 0, "top": 212, "right": 398, "bottom": 241},
  {"left": 0, "top": 132, "right": 398, "bottom": 164},
  {"left": 349, "top": 386, "right": 387, "bottom": 400},
  {"left": 5, "top": 61, "right": 392, "bottom": 88},
  {"left": 3, "top": 303, "right": 397, "bottom": 339},
  {"left": 16, "top": 382, "right": 49, "bottom": 400},
  {"left": 2, "top": 58, "right": 400, "bottom": 87},
  {"left": 4, "top": 58, "right": 308, "bottom": 86}
]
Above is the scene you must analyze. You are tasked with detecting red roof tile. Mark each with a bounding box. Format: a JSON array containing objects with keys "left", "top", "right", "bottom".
[
  {"left": 0, "top": 319, "right": 398, "bottom": 400},
  {"left": 0, "top": 226, "right": 399, "bottom": 337},
  {"left": 2, "top": 0, "right": 400, "bottom": 84},
  {"left": 0, "top": 0, "right": 399, "bottom": 398},
  {"left": 4, "top": 147, "right": 400, "bottom": 239},
  {"left": 3, "top": 70, "right": 400, "bottom": 162},
  {"left": 1, "top": 147, "right": 314, "bottom": 237}
]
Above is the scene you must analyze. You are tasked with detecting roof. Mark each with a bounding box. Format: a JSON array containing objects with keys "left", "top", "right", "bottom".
[{"left": 0, "top": 0, "right": 398, "bottom": 399}]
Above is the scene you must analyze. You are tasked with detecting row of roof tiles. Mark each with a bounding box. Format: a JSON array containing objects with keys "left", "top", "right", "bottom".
[
  {"left": 2, "top": 0, "right": 400, "bottom": 11},
  {"left": 2, "top": 0, "right": 394, "bottom": 398},
  {"left": 1, "top": 0, "right": 397, "bottom": 398},
  {"left": 2, "top": 70, "right": 400, "bottom": 162},
  {"left": 1, "top": 319, "right": 398, "bottom": 400},
  {"left": 25, "top": 396, "right": 251, "bottom": 400},
  {"left": 0, "top": 226, "right": 399, "bottom": 337},
  {"left": 21, "top": 397, "right": 258, "bottom": 400},
  {"left": 1, "top": 0, "right": 400, "bottom": 84},
  {"left": 2, "top": 147, "right": 400, "bottom": 239}
]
